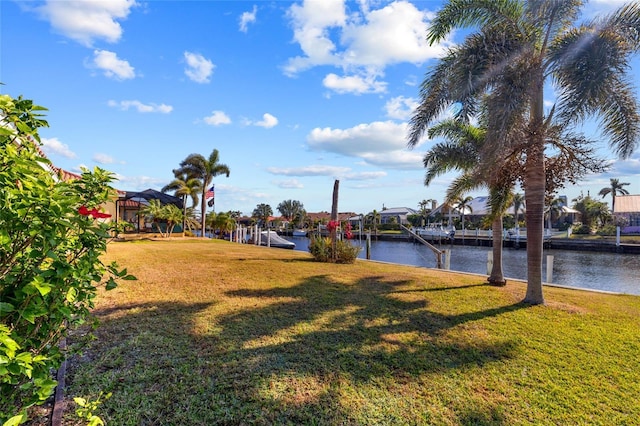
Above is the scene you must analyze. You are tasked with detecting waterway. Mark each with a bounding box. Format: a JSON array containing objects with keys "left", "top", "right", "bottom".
[{"left": 286, "top": 236, "right": 640, "bottom": 296}]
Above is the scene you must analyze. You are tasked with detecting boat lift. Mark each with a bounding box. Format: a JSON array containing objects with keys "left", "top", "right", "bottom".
[{"left": 400, "top": 225, "right": 448, "bottom": 269}]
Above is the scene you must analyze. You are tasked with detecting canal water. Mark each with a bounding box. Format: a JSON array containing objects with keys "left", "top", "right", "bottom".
[{"left": 286, "top": 236, "right": 640, "bottom": 296}]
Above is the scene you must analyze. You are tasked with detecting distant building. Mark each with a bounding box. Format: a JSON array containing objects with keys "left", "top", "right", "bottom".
[
  {"left": 613, "top": 194, "right": 640, "bottom": 232},
  {"left": 379, "top": 207, "right": 418, "bottom": 225}
]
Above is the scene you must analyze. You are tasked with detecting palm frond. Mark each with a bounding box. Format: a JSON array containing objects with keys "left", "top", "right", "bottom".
[{"left": 427, "top": 0, "right": 523, "bottom": 44}]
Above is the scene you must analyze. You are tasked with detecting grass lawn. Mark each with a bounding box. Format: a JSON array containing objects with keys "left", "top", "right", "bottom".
[{"left": 63, "top": 239, "right": 640, "bottom": 425}]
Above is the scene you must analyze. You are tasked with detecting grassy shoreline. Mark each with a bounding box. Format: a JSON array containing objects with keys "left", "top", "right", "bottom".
[{"left": 63, "top": 239, "right": 640, "bottom": 425}]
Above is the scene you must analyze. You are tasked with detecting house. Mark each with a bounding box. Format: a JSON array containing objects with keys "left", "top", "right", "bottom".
[
  {"left": 114, "top": 189, "right": 184, "bottom": 233},
  {"left": 613, "top": 194, "right": 640, "bottom": 233},
  {"left": 379, "top": 207, "right": 418, "bottom": 225}
]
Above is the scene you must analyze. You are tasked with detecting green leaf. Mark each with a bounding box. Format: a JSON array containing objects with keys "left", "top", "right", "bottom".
[
  {"left": 28, "top": 276, "right": 52, "bottom": 296},
  {"left": 3, "top": 413, "right": 27, "bottom": 426},
  {"left": 122, "top": 274, "right": 137, "bottom": 281},
  {"left": 0, "top": 302, "right": 15, "bottom": 313},
  {"left": 105, "top": 278, "right": 118, "bottom": 291},
  {"left": 87, "top": 416, "right": 105, "bottom": 426},
  {"left": 66, "top": 287, "right": 78, "bottom": 303}
]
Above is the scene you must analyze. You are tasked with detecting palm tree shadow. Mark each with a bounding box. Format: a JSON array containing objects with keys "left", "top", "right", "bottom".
[
  {"left": 70, "top": 277, "right": 526, "bottom": 424},
  {"left": 208, "top": 275, "right": 527, "bottom": 420}
]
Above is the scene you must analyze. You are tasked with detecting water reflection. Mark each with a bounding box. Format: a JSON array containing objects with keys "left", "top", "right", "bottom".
[{"left": 288, "top": 237, "right": 640, "bottom": 295}]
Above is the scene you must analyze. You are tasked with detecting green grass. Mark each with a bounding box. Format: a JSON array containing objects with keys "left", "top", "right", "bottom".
[{"left": 64, "top": 239, "right": 640, "bottom": 425}]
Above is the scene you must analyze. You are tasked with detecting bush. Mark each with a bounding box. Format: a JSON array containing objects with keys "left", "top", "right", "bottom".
[
  {"left": 0, "top": 94, "right": 134, "bottom": 423},
  {"left": 572, "top": 224, "right": 592, "bottom": 235},
  {"left": 308, "top": 236, "right": 361, "bottom": 264},
  {"left": 596, "top": 224, "right": 618, "bottom": 236}
]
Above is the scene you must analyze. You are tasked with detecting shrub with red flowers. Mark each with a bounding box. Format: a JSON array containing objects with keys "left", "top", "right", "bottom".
[{"left": 308, "top": 221, "right": 360, "bottom": 263}]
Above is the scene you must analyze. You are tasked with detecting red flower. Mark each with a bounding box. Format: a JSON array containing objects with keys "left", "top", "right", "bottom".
[
  {"left": 326, "top": 220, "right": 340, "bottom": 232},
  {"left": 78, "top": 205, "right": 112, "bottom": 219}
]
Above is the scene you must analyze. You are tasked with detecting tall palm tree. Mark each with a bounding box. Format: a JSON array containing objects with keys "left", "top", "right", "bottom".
[
  {"left": 162, "top": 171, "right": 201, "bottom": 234},
  {"left": 599, "top": 178, "right": 630, "bottom": 212},
  {"left": 176, "top": 149, "right": 230, "bottom": 237},
  {"left": 424, "top": 118, "right": 516, "bottom": 286},
  {"left": 408, "top": 1, "right": 640, "bottom": 304},
  {"left": 453, "top": 195, "right": 474, "bottom": 231},
  {"left": 511, "top": 192, "right": 525, "bottom": 231}
]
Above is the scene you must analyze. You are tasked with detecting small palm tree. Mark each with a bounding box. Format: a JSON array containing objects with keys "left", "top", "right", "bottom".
[
  {"left": 175, "top": 149, "right": 230, "bottom": 237},
  {"left": 599, "top": 178, "right": 630, "bottom": 213},
  {"left": 162, "top": 171, "right": 201, "bottom": 233},
  {"left": 141, "top": 199, "right": 168, "bottom": 237}
]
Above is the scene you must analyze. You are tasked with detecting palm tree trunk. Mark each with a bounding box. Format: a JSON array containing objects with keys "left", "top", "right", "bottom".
[
  {"left": 488, "top": 215, "right": 506, "bottom": 286},
  {"left": 331, "top": 180, "right": 339, "bottom": 262}
]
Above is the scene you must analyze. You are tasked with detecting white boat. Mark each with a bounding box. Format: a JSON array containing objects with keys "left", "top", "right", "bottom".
[
  {"left": 259, "top": 231, "right": 296, "bottom": 249},
  {"left": 292, "top": 229, "right": 308, "bottom": 237}
]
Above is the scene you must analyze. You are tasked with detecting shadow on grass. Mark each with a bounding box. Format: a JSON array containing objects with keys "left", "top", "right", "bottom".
[{"left": 70, "top": 276, "right": 525, "bottom": 425}]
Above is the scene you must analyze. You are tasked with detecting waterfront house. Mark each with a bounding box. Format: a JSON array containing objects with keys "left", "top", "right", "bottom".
[
  {"left": 613, "top": 194, "right": 640, "bottom": 233},
  {"left": 379, "top": 207, "right": 418, "bottom": 225}
]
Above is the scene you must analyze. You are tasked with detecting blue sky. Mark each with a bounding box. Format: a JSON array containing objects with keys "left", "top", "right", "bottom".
[{"left": 2, "top": 0, "right": 639, "bottom": 216}]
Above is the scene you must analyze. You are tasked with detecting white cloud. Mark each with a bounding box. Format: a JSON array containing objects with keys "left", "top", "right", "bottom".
[
  {"left": 359, "top": 150, "right": 424, "bottom": 170},
  {"left": 115, "top": 174, "right": 166, "bottom": 190},
  {"left": 307, "top": 120, "right": 426, "bottom": 170},
  {"left": 385, "top": 96, "right": 419, "bottom": 120},
  {"left": 274, "top": 179, "right": 304, "bottom": 189},
  {"left": 184, "top": 52, "right": 215, "bottom": 83},
  {"left": 108, "top": 100, "right": 173, "bottom": 113},
  {"left": 285, "top": 0, "right": 449, "bottom": 94},
  {"left": 239, "top": 5, "right": 257, "bottom": 33},
  {"left": 267, "top": 165, "right": 386, "bottom": 181},
  {"left": 36, "top": 0, "right": 137, "bottom": 47},
  {"left": 41, "top": 137, "right": 76, "bottom": 159},
  {"left": 254, "top": 113, "right": 279, "bottom": 128},
  {"left": 343, "top": 170, "right": 387, "bottom": 180},
  {"left": 308, "top": 121, "right": 408, "bottom": 155},
  {"left": 204, "top": 110, "right": 232, "bottom": 126},
  {"left": 285, "top": 0, "right": 346, "bottom": 74},
  {"left": 93, "top": 153, "right": 115, "bottom": 164},
  {"left": 267, "top": 165, "right": 351, "bottom": 176},
  {"left": 323, "top": 72, "right": 386, "bottom": 94},
  {"left": 90, "top": 50, "right": 135, "bottom": 80}
]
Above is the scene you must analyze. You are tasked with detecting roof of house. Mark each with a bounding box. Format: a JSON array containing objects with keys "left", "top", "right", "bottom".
[
  {"left": 379, "top": 207, "right": 418, "bottom": 215},
  {"left": 122, "top": 189, "right": 184, "bottom": 208},
  {"left": 613, "top": 195, "right": 640, "bottom": 213}
]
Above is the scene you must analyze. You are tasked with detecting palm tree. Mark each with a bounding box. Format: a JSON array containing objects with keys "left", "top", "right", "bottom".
[
  {"left": 418, "top": 199, "right": 436, "bottom": 226},
  {"left": 252, "top": 203, "right": 273, "bottom": 229},
  {"left": 366, "top": 209, "right": 381, "bottom": 238},
  {"left": 511, "top": 192, "right": 525, "bottom": 232},
  {"left": 176, "top": 149, "right": 230, "bottom": 237},
  {"left": 599, "top": 178, "right": 630, "bottom": 212},
  {"left": 162, "top": 171, "right": 201, "bottom": 234},
  {"left": 408, "top": 1, "right": 640, "bottom": 304},
  {"left": 424, "top": 118, "right": 516, "bottom": 286},
  {"left": 545, "top": 197, "right": 564, "bottom": 231},
  {"left": 453, "top": 195, "right": 474, "bottom": 232},
  {"left": 277, "top": 200, "right": 305, "bottom": 229}
]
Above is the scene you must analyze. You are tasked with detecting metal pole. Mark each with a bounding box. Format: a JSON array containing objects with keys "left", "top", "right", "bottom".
[
  {"left": 546, "top": 255, "right": 554, "bottom": 283},
  {"left": 487, "top": 251, "right": 493, "bottom": 275}
]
